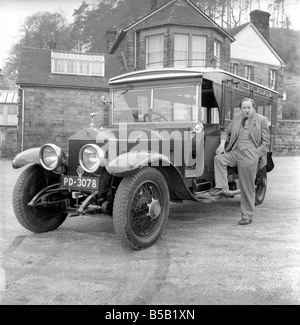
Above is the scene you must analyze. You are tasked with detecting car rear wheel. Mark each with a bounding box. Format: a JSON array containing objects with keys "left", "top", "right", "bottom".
[
  {"left": 113, "top": 167, "right": 170, "bottom": 250},
  {"left": 12, "top": 164, "right": 67, "bottom": 233},
  {"left": 255, "top": 167, "right": 267, "bottom": 206}
]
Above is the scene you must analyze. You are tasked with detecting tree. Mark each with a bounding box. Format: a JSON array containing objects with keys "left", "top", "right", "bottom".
[
  {"left": 70, "top": 1, "right": 91, "bottom": 52},
  {"left": 3, "top": 11, "right": 74, "bottom": 76}
]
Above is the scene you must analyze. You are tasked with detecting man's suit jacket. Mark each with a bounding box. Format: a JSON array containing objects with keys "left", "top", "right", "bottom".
[{"left": 220, "top": 112, "right": 271, "bottom": 168}]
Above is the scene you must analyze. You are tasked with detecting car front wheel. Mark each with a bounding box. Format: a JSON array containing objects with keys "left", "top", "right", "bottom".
[
  {"left": 113, "top": 167, "right": 170, "bottom": 250},
  {"left": 12, "top": 164, "right": 67, "bottom": 233}
]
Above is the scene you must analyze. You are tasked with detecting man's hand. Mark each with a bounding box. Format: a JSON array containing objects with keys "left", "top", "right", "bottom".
[{"left": 215, "top": 144, "right": 226, "bottom": 155}]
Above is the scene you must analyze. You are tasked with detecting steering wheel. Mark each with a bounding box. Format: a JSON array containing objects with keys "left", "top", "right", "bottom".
[{"left": 143, "top": 111, "right": 168, "bottom": 122}]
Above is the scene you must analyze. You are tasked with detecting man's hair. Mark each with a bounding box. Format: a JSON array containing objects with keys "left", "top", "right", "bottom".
[{"left": 239, "top": 97, "right": 256, "bottom": 109}]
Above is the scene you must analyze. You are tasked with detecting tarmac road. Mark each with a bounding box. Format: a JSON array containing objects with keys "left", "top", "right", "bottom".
[{"left": 0, "top": 156, "right": 299, "bottom": 305}]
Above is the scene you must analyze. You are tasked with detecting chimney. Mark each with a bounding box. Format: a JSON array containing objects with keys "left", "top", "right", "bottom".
[
  {"left": 151, "top": 0, "right": 171, "bottom": 11},
  {"left": 250, "top": 10, "right": 271, "bottom": 40},
  {"left": 106, "top": 29, "right": 118, "bottom": 54}
]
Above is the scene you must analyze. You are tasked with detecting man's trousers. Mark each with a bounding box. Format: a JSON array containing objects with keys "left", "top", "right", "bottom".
[{"left": 214, "top": 148, "right": 260, "bottom": 221}]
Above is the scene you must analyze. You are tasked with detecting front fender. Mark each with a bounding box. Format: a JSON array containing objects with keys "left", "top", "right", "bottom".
[
  {"left": 106, "top": 151, "right": 195, "bottom": 201},
  {"left": 106, "top": 151, "right": 172, "bottom": 177},
  {"left": 12, "top": 148, "right": 41, "bottom": 169}
]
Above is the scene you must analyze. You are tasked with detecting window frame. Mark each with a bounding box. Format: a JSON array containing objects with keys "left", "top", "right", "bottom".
[
  {"left": 145, "top": 34, "right": 164, "bottom": 69},
  {"left": 51, "top": 52, "right": 105, "bottom": 77},
  {"left": 245, "top": 65, "right": 254, "bottom": 81},
  {"left": 213, "top": 41, "right": 221, "bottom": 68},
  {"left": 174, "top": 33, "right": 206, "bottom": 68},
  {"left": 269, "top": 69, "right": 276, "bottom": 89}
]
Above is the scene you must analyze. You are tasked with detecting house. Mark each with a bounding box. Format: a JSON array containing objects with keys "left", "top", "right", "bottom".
[
  {"left": 16, "top": 0, "right": 235, "bottom": 154},
  {"left": 17, "top": 47, "right": 125, "bottom": 153},
  {"left": 16, "top": 0, "right": 286, "bottom": 155},
  {"left": 227, "top": 10, "right": 285, "bottom": 118},
  {"left": 108, "top": 0, "right": 235, "bottom": 71}
]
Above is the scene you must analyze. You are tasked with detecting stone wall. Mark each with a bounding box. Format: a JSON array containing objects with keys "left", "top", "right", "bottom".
[
  {"left": 0, "top": 126, "right": 18, "bottom": 157},
  {"left": 274, "top": 120, "right": 300, "bottom": 155},
  {"left": 18, "top": 87, "right": 110, "bottom": 153}
]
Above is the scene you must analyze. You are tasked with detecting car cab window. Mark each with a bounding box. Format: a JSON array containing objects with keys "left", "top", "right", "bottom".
[{"left": 112, "top": 84, "right": 200, "bottom": 124}]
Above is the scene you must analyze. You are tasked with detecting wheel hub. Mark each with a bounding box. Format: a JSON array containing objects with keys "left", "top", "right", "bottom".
[{"left": 147, "top": 198, "right": 161, "bottom": 220}]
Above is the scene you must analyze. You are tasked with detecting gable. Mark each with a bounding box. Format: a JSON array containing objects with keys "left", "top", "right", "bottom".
[{"left": 231, "top": 24, "right": 283, "bottom": 66}]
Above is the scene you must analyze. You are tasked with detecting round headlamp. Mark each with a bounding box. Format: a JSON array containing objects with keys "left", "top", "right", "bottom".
[
  {"left": 79, "top": 144, "right": 106, "bottom": 173},
  {"left": 40, "top": 144, "right": 65, "bottom": 171},
  {"left": 193, "top": 123, "right": 204, "bottom": 134}
]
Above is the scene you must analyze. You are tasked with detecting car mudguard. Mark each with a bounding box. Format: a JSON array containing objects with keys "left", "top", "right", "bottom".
[
  {"left": 106, "top": 150, "right": 195, "bottom": 201},
  {"left": 12, "top": 148, "right": 41, "bottom": 169}
]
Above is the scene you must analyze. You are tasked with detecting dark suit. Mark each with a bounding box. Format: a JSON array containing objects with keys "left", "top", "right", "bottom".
[{"left": 214, "top": 112, "right": 270, "bottom": 221}]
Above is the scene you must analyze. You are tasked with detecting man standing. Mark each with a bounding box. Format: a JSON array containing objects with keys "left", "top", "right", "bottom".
[{"left": 210, "top": 98, "right": 270, "bottom": 225}]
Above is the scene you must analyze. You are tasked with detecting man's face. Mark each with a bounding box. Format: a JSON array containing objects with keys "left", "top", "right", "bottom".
[{"left": 240, "top": 100, "right": 255, "bottom": 119}]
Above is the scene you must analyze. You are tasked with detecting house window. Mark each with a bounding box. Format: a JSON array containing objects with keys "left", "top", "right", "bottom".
[
  {"left": 214, "top": 41, "right": 220, "bottom": 68},
  {"left": 51, "top": 52, "right": 105, "bottom": 76},
  {"left": 231, "top": 63, "right": 238, "bottom": 75},
  {"left": 146, "top": 34, "right": 164, "bottom": 69},
  {"left": 174, "top": 34, "right": 189, "bottom": 67},
  {"left": 191, "top": 35, "right": 206, "bottom": 67},
  {"left": 174, "top": 34, "right": 206, "bottom": 68},
  {"left": 245, "top": 65, "right": 253, "bottom": 80},
  {"left": 270, "top": 69, "right": 276, "bottom": 89}
]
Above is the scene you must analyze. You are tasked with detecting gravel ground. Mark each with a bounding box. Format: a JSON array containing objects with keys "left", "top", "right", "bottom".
[{"left": 0, "top": 156, "right": 299, "bottom": 305}]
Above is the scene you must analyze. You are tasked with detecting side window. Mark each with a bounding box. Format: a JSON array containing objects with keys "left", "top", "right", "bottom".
[{"left": 200, "top": 107, "right": 219, "bottom": 124}]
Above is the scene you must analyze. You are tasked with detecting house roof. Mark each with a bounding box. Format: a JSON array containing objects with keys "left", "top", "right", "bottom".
[
  {"left": 110, "top": 0, "right": 234, "bottom": 53},
  {"left": 18, "top": 47, "right": 125, "bottom": 89},
  {"left": 227, "top": 22, "right": 285, "bottom": 66},
  {"left": 0, "top": 90, "right": 18, "bottom": 104},
  {"left": 226, "top": 23, "right": 248, "bottom": 37}
]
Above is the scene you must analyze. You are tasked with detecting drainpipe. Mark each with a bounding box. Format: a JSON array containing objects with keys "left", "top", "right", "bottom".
[
  {"left": 134, "top": 31, "right": 137, "bottom": 70},
  {"left": 17, "top": 85, "right": 25, "bottom": 152}
]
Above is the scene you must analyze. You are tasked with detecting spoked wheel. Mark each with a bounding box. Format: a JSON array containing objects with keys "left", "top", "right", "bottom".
[
  {"left": 113, "top": 167, "right": 169, "bottom": 250},
  {"left": 12, "top": 164, "right": 67, "bottom": 233},
  {"left": 255, "top": 167, "right": 267, "bottom": 206}
]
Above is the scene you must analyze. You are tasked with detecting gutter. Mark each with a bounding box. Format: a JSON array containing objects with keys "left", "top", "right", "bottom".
[{"left": 17, "top": 85, "right": 25, "bottom": 152}]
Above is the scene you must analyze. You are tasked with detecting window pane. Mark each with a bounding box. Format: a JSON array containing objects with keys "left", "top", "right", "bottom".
[
  {"left": 214, "top": 41, "right": 220, "bottom": 68},
  {"left": 154, "top": 86, "right": 198, "bottom": 122},
  {"left": 113, "top": 89, "right": 151, "bottom": 123},
  {"left": 67, "top": 60, "right": 77, "bottom": 74},
  {"left": 146, "top": 35, "right": 164, "bottom": 69},
  {"left": 192, "top": 35, "right": 206, "bottom": 67},
  {"left": 80, "top": 61, "right": 89, "bottom": 75},
  {"left": 55, "top": 59, "right": 66, "bottom": 73},
  {"left": 174, "top": 34, "right": 188, "bottom": 67}
]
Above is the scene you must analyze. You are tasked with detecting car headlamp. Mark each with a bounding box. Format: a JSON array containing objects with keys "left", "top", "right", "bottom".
[
  {"left": 193, "top": 123, "right": 204, "bottom": 134},
  {"left": 79, "top": 144, "right": 106, "bottom": 173},
  {"left": 40, "top": 144, "right": 65, "bottom": 171}
]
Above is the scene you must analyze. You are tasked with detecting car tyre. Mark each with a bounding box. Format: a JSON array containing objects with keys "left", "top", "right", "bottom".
[
  {"left": 255, "top": 167, "right": 267, "bottom": 206},
  {"left": 113, "top": 167, "right": 169, "bottom": 250},
  {"left": 12, "top": 164, "right": 67, "bottom": 233}
]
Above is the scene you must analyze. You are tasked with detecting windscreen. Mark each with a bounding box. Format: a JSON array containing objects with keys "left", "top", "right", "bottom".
[{"left": 112, "top": 85, "right": 199, "bottom": 123}]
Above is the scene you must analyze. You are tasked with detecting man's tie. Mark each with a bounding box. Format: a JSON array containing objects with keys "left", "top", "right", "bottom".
[{"left": 242, "top": 117, "right": 248, "bottom": 127}]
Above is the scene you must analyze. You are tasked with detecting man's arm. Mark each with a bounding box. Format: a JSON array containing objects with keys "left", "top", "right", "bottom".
[
  {"left": 215, "top": 121, "right": 233, "bottom": 155},
  {"left": 256, "top": 116, "right": 270, "bottom": 157}
]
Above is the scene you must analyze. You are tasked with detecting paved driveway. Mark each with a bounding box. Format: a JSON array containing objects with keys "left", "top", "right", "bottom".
[{"left": 0, "top": 156, "right": 299, "bottom": 305}]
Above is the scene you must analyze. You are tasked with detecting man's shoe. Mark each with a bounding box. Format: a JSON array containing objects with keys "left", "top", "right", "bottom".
[
  {"left": 238, "top": 219, "right": 252, "bottom": 226},
  {"left": 209, "top": 188, "right": 224, "bottom": 196}
]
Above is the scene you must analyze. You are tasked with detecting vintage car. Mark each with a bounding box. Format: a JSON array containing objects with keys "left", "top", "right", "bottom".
[{"left": 12, "top": 68, "right": 278, "bottom": 249}]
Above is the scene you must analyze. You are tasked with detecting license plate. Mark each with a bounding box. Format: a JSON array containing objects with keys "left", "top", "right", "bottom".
[{"left": 62, "top": 176, "right": 98, "bottom": 190}]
